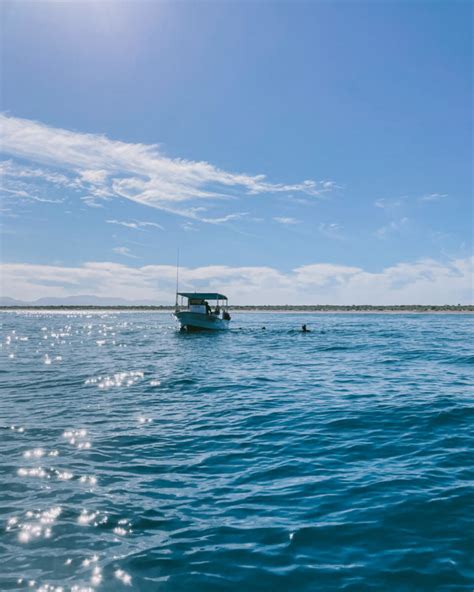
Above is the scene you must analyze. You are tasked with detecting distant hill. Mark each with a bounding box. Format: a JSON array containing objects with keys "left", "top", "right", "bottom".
[
  {"left": 0, "top": 297, "right": 23, "bottom": 306},
  {"left": 0, "top": 295, "right": 160, "bottom": 306}
]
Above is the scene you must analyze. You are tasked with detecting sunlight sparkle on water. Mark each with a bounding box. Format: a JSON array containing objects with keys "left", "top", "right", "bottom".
[
  {"left": 77, "top": 510, "right": 99, "bottom": 526},
  {"left": 79, "top": 475, "right": 98, "bottom": 486},
  {"left": 63, "top": 429, "right": 91, "bottom": 449},
  {"left": 115, "top": 569, "right": 132, "bottom": 586},
  {"left": 18, "top": 467, "right": 47, "bottom": 478},
  {"left": 23, "top": 448, "right": 45, "bottom": 459},
  {"left": 85, "top": 371, "right": 144, "bottom": 389},
  {"left": 8, "top": 507, "right": 62, "bottom": 544}
]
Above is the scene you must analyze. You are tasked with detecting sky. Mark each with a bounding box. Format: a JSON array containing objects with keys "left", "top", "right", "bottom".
[{"left": 0, "top": 0, "right": 472, "bottom": 304}]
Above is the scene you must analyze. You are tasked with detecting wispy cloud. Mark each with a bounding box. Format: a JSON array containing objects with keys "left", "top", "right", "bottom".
[
  {"left": 200, "top": 212, "right": 248, "bottom": 225},
  {"left": 375, "top": 194, "right": 448, "bottom": 208},
  {"left": 181, "top": 222, "right": 198, "bottom": 232},
  {"left": 107, "top": 219, "right": 164, "bottom": 230},
  {"left": 318, "top": 222, "right": 344, "bottom": 239},
  {"left": 374, "top": 198, "right": 404, "bottom": 209},
  {"left": 1, "top": 257, "right": 472, "bottom": 305},
  {"left": 2, "top": 187, "right": 32, "bottom": 198},
  {"left": 1, "top": 185, "right": 63, "bottom": 204},
  {"left": 419, "top": 193, "right": 448, "bottom": 202},
  {"left": 0, "top": 159, "right": 76, "bottom": 188},
  {"left": 375, "top": 217, "right": 409, "bottom": 239},
  {"left": 273, "top": 216, "right": 300, "bottom": 225},
  {"left": 112, "top": 246, "right": 138, "bottom": 258},
  {"left": 1, "top": 115, "right": 336, "bottom": 220},
  {"left": 81, "top": 196, "right": 104, "bottom": 209},
  {"left": 79, "top": 169, "right": 109, "bottom": 184},
  {"left": 1, "top": 159, "right": 69, "bottom": 204},
  {"left": 24, "top": 195, "right": 64, "bottom": 204}
]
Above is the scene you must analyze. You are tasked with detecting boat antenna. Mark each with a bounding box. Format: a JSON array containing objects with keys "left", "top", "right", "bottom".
[{"left": 175, "top": 248, "right": 180, "bottom": 309}]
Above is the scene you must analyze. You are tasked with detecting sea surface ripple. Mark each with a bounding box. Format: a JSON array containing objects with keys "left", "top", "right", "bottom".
[{"left": 1, "top": 312, "right": 473, "bottom": 591}]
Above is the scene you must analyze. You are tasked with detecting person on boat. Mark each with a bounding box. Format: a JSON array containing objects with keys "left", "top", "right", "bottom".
[
  {"left": 205, "top": 301, "right": 211, "bottom": 315},
  {"left": 301, "top": 324, "right": 310, "bottom": 332},
  {"left": 214, "top": 305, "right": 220, "bottom": 315}
]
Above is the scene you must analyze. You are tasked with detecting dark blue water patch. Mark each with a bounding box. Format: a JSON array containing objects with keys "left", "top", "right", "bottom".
[
  {"left": 0, "top": 312, "right": 473, "bottom": 591},
  {"left": 445, "top": 354, "right": 474, "bottom": 365}
]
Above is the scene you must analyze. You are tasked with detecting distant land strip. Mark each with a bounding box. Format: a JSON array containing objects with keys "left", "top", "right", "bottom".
[{"left": 1, "top": 305, "right": 473, "bottom": 313}]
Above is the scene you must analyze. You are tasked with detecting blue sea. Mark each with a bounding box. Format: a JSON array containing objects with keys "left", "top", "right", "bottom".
[{"left": 1, "top": 311, "right": 473, "bottom": 591}]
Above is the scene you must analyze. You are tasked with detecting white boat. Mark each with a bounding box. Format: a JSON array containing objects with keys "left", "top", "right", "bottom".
[{"left": 173, "top": 292, "right": 231, "bottom": 331}]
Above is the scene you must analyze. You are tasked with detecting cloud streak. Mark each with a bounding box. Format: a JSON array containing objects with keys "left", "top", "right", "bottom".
[
  {"left": 107, "top": 219, "right": 164, "bottom": 230},
  {"left": 1, "top": 115, "right": 335, "bottom": 220},
  {"left": 1, "top": 257, "right": 472, "bottom": 305},
  {"left": 112, "top": 246, "right": 138, "bottom": 258},
  {"left": 419, "top": 193, "right": 448, "bottom": 202},
  {"left": 273, "top": 217, "right": 300, "bottom": 225}
]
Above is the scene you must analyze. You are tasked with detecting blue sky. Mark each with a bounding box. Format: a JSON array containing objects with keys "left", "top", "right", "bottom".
[{"left": 1, "top": 0, "right": 472, "bottom": 304}]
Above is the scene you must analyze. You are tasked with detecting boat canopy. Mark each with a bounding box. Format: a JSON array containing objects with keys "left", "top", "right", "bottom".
[{"left": 178, "top": 292, "right": 227, "bottom": 301}]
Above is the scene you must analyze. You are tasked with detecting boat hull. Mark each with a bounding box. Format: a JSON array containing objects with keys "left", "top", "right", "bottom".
[{"left": 173, "top": 311, "right": 230, "bottom": 331}]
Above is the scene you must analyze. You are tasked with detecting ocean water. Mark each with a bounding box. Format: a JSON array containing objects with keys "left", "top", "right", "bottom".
[{"left": 1, "top": 311, "right": 473, "bottom": 592}]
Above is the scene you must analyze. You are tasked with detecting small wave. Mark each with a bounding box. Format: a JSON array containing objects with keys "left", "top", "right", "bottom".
[{"left": 445, "top": 354, "right": 474, "bottom": 365}]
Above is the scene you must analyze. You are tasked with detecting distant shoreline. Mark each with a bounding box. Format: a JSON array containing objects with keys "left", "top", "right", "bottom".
[{"left": 1, "top": 305, "right": 473, "bottom": 314}]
